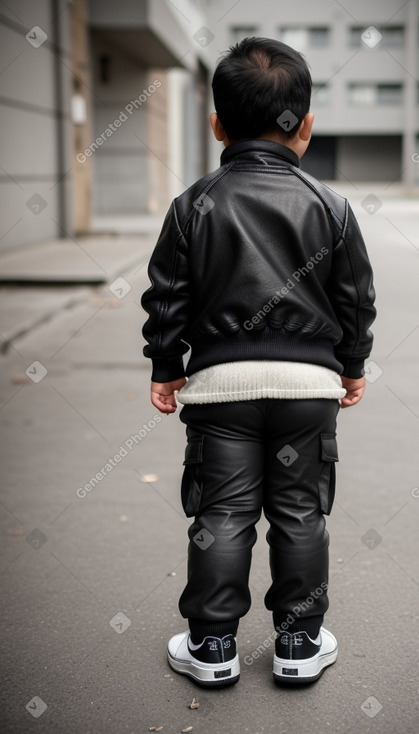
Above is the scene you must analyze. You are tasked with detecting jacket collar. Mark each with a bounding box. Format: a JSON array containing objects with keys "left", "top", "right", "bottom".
[{"left": 220, "top": 139, "right": 300, "bottom": 168}]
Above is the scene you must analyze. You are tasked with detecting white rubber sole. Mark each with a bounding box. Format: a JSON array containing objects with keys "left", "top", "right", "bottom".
[
  {"left": 273, "top": 629, "right": 338, "bottom": 684},
  {"left": 167, "top": 650, "right": 240, "bottom": 688}
]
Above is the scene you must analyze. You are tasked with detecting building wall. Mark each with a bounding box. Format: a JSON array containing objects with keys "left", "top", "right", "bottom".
[
  {"left": 5, "top": 1, "right": 413, "bottom": 254},
  {"left": 167, "top": 69, "right": 191, "bottom": 201},
  {"left": 86, "top": 0, "right": 211, "bottom": 220},
  {"left": 0, "top": 0, "right": 210, "bottom": 251},
  {"left": 204, "top": 0, "right": 419, "bottom": 183},
  {"left": 147, "top": 68, "right": 169, "bottom": 214},
  {"left": 89, "top": 31, "right": 150, "bottom": 216},
  {"left": 337, "top": 136, "right": 402, "bottom": 182},
  {"left": 87, "top": 33, "right": 170, "bottom": 217},
  {"left": 71, "top": 0, "right": 93, "bottom": 233},
  {"left": 301, "top": 135, "right": 403, "bottom": 182},
  {"left": 0, "top": 0, "right": 73, "bottom": 253}
]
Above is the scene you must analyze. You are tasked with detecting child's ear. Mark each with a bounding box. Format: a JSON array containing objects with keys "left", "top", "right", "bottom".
[
  {"left": 210, "top": 112, "right": 227, "bottom": 142},
  {"left": 298, "top": 112, "right": 315, "bottom": 142}
]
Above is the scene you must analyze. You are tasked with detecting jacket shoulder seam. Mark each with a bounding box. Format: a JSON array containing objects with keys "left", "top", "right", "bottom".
[
  {"left": 183, "top": 162, "right": 236, "bottom": 233},
  {"left": 172, "top": 198, "right": 186, "bottom": 241},
  {"left": 291, "top": 168, "right": 346, "bottom": 242}
]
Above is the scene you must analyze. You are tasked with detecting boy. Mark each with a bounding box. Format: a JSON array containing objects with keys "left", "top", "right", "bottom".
[{"left": 141, "top": 37, "right": 376, "bottom": 688}]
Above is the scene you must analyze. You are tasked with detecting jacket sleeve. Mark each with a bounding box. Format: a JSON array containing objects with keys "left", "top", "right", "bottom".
[
  {"left": 141, "top": 201, "right": 191, "bottom": 382},
  {"left": 326, "top": 202, "right": 376, "bottom": 378}
]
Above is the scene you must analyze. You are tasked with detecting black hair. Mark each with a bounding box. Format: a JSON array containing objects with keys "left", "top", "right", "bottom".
[{"left": 211, "top": 37, "right": 312, "bottom": 140}]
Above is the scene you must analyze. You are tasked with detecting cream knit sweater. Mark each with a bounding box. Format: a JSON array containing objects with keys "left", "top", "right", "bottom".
[{"left": 177, "top": 361, "right": 346, "bottom": 404}]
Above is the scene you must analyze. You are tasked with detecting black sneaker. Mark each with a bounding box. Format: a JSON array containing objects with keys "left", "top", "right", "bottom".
[
  {"left": 273, "top": 627, "right": 338, "bottom": 684},
  {"left": 167, "top": 631, "right": 240, "bottom": 687}
]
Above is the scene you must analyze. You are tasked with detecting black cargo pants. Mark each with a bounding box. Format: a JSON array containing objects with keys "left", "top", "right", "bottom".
[{"left": 178, "top": 399, "right": 340, "bottom": 626}]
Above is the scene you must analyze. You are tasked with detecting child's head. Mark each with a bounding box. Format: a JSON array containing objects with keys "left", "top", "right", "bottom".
[{"left": 211, "top": 37, "right": 313, "bottom": 155}]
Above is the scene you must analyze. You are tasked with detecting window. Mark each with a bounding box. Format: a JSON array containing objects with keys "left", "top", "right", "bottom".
[
  {"left": 311, "top": 83, "right": 330, "bottom": 105},
  {"left": 348, "top": 84, "right": 376, "bottom": 105},
  {"left": 382, "top": 26, "right": 405, "bottom": 48},
  {"left": 279, "top": 27, "right": 330, "bottom": 51},
  {"left": 230, "top": 27, "right": 258, "bottom": 44},
  {"left": 377, "top": 84, "right": 403, "bottom": 105},
  {"left": 350, "top": 25, "right": 404, "bottom": 48},
  {"left": 309, "top": 28, "right": 330, "bottom": 48},
  {"left": 350, "top": 27, "right": 368, "bottom": 47},
  {"left": 279, "top": 28, "right": 306, "bottom": 51},
  {"left": 348, "top": 83, "right": 403, "bottom": 105}
]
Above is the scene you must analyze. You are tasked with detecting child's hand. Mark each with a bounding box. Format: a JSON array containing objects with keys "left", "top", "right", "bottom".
[
  {"left": 150, "top": 378, "right": 187, "bottom": 414},
  {"left": 340, "top": 376, "right": 365, "bottom": 408}
]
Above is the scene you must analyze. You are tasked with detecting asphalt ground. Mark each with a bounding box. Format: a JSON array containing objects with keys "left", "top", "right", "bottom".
[{"left": 0, "top": 185, "right": 418, "bottom": 733}]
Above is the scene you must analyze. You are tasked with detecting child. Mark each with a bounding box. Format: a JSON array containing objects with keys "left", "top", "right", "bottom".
[{"left": 141, "top": 37, "right": 376, "bottom": 688}]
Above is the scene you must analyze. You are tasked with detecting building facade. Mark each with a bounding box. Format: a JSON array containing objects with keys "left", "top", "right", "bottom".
[
  {"left": 0, "top": 0, "right": 212, "bottom": 253},
  {"left": 204, "top": 0, "right": 419, "bottom": 186},
  {"left": 0, "top": 0, "right": 417, "bottom": 254},
  {"left": 0, "top": 0, "right": 73, "bottom": 253}
]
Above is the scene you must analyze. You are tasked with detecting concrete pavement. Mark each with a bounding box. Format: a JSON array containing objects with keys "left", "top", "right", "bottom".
[
  {"left": 1, "top": 185, "right": 419, "bottom": 733},
  {"left": 0, "top": 234, "right": 156, "bottom": 347}
]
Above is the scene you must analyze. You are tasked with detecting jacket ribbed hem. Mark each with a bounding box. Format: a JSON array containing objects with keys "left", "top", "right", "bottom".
[{"left": 185, "top": 333, "right": 343, "bottom": 378}]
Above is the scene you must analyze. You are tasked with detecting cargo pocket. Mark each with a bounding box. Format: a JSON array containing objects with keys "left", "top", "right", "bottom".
[
  {"left": 318, "top": 433, "right": 339, "bottom": 515},
  {"left": 181, "top": 433, "right": 205, "bottom": 518}
]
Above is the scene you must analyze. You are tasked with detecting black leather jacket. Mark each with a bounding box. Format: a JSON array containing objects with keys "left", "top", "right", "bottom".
[{"left": 141, "top": 140, "right": 376, "bottom": 383}]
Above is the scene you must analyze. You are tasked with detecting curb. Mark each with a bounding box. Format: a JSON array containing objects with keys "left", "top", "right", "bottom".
[{"left": 0, "top": 251, "right": 150, "bottom": 353}]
